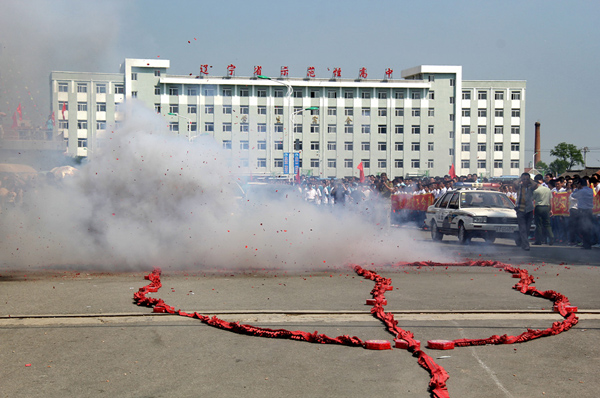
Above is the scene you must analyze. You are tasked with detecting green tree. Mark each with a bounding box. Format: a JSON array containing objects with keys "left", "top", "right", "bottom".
[
  {"left": 549, "top": 142, "right": 584, "bottom": 171},
  {"left": 548, "top": 159, "right": 569, "bottom": 175},
  {"left": 534, "top": 160, "right": 548, "bottom": 174}
]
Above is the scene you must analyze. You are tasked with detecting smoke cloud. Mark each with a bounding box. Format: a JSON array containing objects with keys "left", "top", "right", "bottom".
[{"left": 0, "top": 102, "right": 454, "bottom": 271}]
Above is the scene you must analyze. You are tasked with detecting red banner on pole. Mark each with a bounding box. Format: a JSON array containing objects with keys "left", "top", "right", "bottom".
[{"left": 551, "top": 192, "right": 570, "bottom": 216}]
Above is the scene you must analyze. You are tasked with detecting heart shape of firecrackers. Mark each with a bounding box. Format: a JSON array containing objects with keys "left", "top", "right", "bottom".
[{"left": 133, "top": 260, "right": 578, "bottom": 398}]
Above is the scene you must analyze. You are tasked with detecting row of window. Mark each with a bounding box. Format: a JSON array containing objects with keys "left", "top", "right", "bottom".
[
  {"left": 224, "top": 156, "right": 430, "bottom": 170},
  {"left": 462, "top": 91, "right": 521, "bottom": 100},
  {"left": 58, "top": 82, "right": 123, "bottom": 94},
  {"left": 460, "top": 160, "right": 520, "bottom": 169},
  {"left": 461, "top": 126, "right": 521, "bottom": 135},
  {"left": 462, "top": 109, "right": 520, "bottom": 117}
]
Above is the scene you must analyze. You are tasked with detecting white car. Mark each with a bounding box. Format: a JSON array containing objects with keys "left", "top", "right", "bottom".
[{"left": 425, "top": 189, "right": 530, "bottom": 244}]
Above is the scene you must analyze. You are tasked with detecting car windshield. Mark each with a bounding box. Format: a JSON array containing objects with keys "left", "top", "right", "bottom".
[{"left": 460, "top": 192, "right": 514, "bottom": 209}]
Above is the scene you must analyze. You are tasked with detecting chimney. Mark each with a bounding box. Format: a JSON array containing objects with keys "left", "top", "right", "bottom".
[{"left": 534, "top": 122, "right": 541, "bottom": 166}]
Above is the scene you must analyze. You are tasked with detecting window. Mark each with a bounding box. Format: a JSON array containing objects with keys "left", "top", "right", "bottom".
[
  {"left": 58, "top": 120, "right": 68, "bottom": 129},
  {"left": 450, "top": 79, "right": 455, "bottom": 87},
  {"left": 344, "top": 142, "right": 353, "bottom": 151},
  {"left": 328, "top": 91, "right": 337, "bottom": 99},
  {"left": 378, "top": 108, "right": 387, "bottom": 117},
  {"left": 411, "top": 142, "right": 420, "bottom": 151},
  {"left": 395, "top": 125, "right": 404, "bottom": 134},
  {"left": 412, "top": 108, "right": 421, "bottom": 117},
  {"left": 78, "top": 138, "right": 87, "bottom": 148},
  {"left": 344, "top": 91, "right": 354, "bottom": 99},
  {"left": 462, "top": 91, "right": 471, "bottom": 100},
  {"left": 449, "top": 131, "right": 454, "bottom": 138},
  {"left": 294, "top": 124, "right": 302, "bottom": 133},
  {"left": 477, "top": 91, "right": 487, "bottom": 100},
  {"left": 203, "top": 86, "right": 215, "bottom": 96},
  {"left": 477, "top": 126, "right": 487, "bottom": 135},
  {"left": 221, "top": 140, "right": 231, "bottom": 150},
  {"left": 310, "top": 90, "right": 320, "bottom": 98},
  {"left": 494, "top": 126, "right": 503, "bottom": 134},
  {"left": 428, "top": 125, "right": 434, "bottom": 135},
  {"left": 257, "top": 141, "right": 267, "bottom": 150},
  {"left": 361, "top": 142, "right": 370, "bottom": 151},
  {"left": 344, "top": 108, "right": 353, "bottom": 116},
  {"left": 169, "top": 122, "right": 179, "bottom": 132},
  {"left": 257, "top": 89, "right": 267, "bottom": 97},
  {"left": 239, "top": 88, "right": 249, "bottom": 97},
  {"left": 450, "top": 97, "right": 455, "bottom": 104},
  {"left": 462, "top": 108, "right": 471, "bottom": 117},
  {"left": 378, "top": 142, "right": 387, "bottom": 151},
  {"left": 361, "top": 91, "right": 371, "bottom": 99},
  {"left": 378, "top": 125, "right": 387, "bottom": 134},
  {"left": 377, "top": 91, "right": 388, "bottom": 99},
  {"left": 510, "top": 160, "right": 520, "bottom": 168},
  {"left": 449, "top": 148, "right": 454, "bottom": 156},
  {"left": 154, "top": 104, "right": 161, "bottom": 113},
  {"left": 461, "top": 126, "right": 470, "bottom": 135},
  {"left": 97, "top": 103, "right": 106, "bottom": 112},
  {"left": 344, "top": 159, "right": 353, "bottom": 168},
  {"left": 344, "top": 126, "right": 353, "bottom": 134},
  {"left": 77, "top": 120, "right": 87, "bottom": 129},
  {"left": 327, "top": 159, "right": 336, "bottom": 168},
  {"left": 273, "top": 141, "right": 283, "bottom": 150},
  {"left": 411, "top": 125, "right": 420, "bottom": 134},
  {"left": 310, "top": 108, "right": 319, "bottom": 116},
  {"left": 428, "top": 91, "right": 435, "bottom": 100},
  {"left": 257, "top": 123, "right": 266, "bottom": 133},
  {"left": 97, "top": 121, "right": 106, "bottom": 130},
  {"left": 428, "top": 142, "right": 434, "bottom": 151},
  {"left": 240, "top": 105, "right": 249, "bottom": 115},
  {"left": 77, "top": 83, "right": 87, "bottom": 93},
  {"left": 273, "top": 89, "right": 284, "bottom": 98},
  {"left": 190, "top": 122, "right": 197, "bottom": 132},
  {"left": 511, "top": 126, "right": 520, "bottom": 135},
  {"left": 461, "top": 160, "right": 470, "bottom": 169},
  {"left": 222, "top": 88, "right": 232, "bottom": 97},
  {"left": 511, "top": 109, "right": 521, "bottom": 117},
  {"left": 257, "top": 158, "right": 267, "bottom": 168},
  {"left": 494, "top": 143, "right": 503, "bottom": 152},
  {"left": 511, "top": 143, "right": 520, "bottom": 151},
  {"left": 310, "top": 125, "right": 320, "bottom": 134},
  {"left": 169, "top": 87, "right": 178, "bottom": 96},
  {"left": 327, "top": 125, "right": 337, "bottom": 134},
  {"left": 450, "top": 114, "right": 455, "bottom": 121},
  {"left": 274, "top": 124, "right": 283, "bottom": 133},
  {"left": 411, "top": 91, "right": 421, "bottom": 100},
  {"left": 428, "top": 108, "right": 434, "bottom": 117},
  {"left": 361, "top": 108, "right": 371, "bottom": 117},
  {"left": 169, "top": 105, "right": 179, "bottom": 114},
  {"left": 130, "top": 91, "right": 137, "bottom": 98},
  {"left": 188, "top": 105, "right": 197, "bottom": 114},
  {"left": 293, "top": 89, "right": 303, "bottom": 98},
  {"left": 240, "top": 123, "right": 249, "bottom": 132},
  {"left": 222, "top": 123, "right": 232, "bottom": 132},
  {"left": 274, "top": 106, "right": 283, "bottom": 115},
  {"left": 327, "top": 141, "right": 336, "bottom": 150},
  {"left": 361, "top": 125, "right": 371, "bottom": 134},
  {"left": 478, "top": 109, "right": 487, "bottom": 117},
  {"left": 257, "top": 106, "right": 266, "bottom": 115},
  {"left": 362, "top": 160, "right": 370, "bottom": 168},
  {"left": 394, "top": 91, "right": 405, "bottom": 99},
  {"left": 310, "top": 159, "right": 319, "bottom": 167},
  {"left": 205, "top": 105, "right": 214, "bottom": 114},
  {"left": 328, "top": 107, "right": 337, "bottom": 116},
  {"left": 461, "top": 143, "right": 470, "bottom": 152},
  {"left": 96, "top": 84, "right": 106, "bottom": 94},
  {"left": 395, "top": 159, "right": 404, "bottom": 168},
  {"left": 223, "top": 105, "right": 232, "bottom": 114},
  {"left": 394, "top": 142, "right": 404, "bottom": 151},
  {"left": 495, "top": 91, "right": 504, "bottom": 100},
  {"left": 511, "top": 91, "right": 521, "bottom": 100},
  {"left": 187, "top": 87, "right": 198, "bottom": 96},
  {"left": 427, "top": 159, "right": 434, "bottom": 168},
  {"left": 495, "top": 109, "right": 504, "bottom": 117},
  {"left": 477, "top": 160, "right": 486, "bottom": 169},
  {"left": 58, "top": 82, "right": 69, "bottom": 92},
  {"left": 477, "top": 143, "right": 487, "bottom": 152},
  {"left": 154, "top": 70, "right": 161, "bottom": 77},
  {"left": 152, "top": 86, "right": 160, "bottom": 96},
  {"left": 378, "top": 159, "right": 387, "bottom": 168},
  {"left": 77, "top": 102, "right": 87, "bottom": 111},
  {"left": 114, "top": 84, "right": 124, "bottom": 94},
  {"left": 411, "top": 159, "right": 420, "bottom": 168},
  {"left": 494, "top": 160, "right": 503, "bottom": 169},
  {"left": 205, "top": 122, "right": 214, "bottom": 132},
  {"left": 395, "top": 108, "right": 404, "bottom": 117}
]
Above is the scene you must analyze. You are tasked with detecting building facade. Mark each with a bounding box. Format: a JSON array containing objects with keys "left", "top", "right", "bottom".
[{"left": 50, "top": 59, "right": 525, "bottom": 179}]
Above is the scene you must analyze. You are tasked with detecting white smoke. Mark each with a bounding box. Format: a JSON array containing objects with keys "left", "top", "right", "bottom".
[{"left": 0, "top": 102, "right": 454, "bottom": 270}]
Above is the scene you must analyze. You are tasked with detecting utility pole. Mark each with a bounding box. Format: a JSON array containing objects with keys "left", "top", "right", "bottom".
[{"left": 582, "top": 146, "right": 589, "bottom": 168}]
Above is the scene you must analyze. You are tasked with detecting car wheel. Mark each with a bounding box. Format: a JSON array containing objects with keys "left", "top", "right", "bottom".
[
  {"left": 431, "top": 221, "right": 443, "bottom": 241},
  {"left": 458, "top": 223, "right": 470, "bottom": 244},
  {"left": 484, "top": 232, "right": 496, "bottom": 244}
]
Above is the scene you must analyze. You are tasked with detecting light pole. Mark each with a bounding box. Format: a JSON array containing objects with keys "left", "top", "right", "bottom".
[{"left": 168, "top": 112, "right": 193, "bottom": 141}]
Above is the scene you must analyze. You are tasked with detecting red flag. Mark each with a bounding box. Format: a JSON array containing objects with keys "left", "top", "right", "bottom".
[
  {"left": 357, "top": 162, "right": 365, "bottom": 183},
  {"left": 449, "top": 163, "right": 456, "bottom": 179},
  {"left": 51, "top": 112, "right": 56, "bottom": 126},
  {"left": 17, "top": 103, "right": 22, "bottom": 120},
  {"left": 11, "top": 112, "right": 18, "bottom": 129},
  {"left": 61, "top": 102, "right": 66, "bottom": 120},
  {"left": 295, "top": 166, "right": 301, "bottom": 184}
]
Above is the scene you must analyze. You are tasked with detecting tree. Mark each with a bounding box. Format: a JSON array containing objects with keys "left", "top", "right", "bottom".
[
  {"left": 549, "top": 142, "right": 584, "bottom": 171},
  {"left": 534, "top": 160, "right": 548, "bottom": 175},
  {"left": 548, "top": 159, "right": 569, "bottom": 176}
]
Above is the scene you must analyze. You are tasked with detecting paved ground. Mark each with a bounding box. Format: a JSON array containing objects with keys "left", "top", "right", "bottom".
[{"left": 1, "top": 227, "right": 599, "bottom": 398}]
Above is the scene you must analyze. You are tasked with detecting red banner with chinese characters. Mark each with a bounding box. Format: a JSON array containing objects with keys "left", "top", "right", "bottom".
[
  {"left": 594, "top": 193, "right": 600, "bottom": 216},
  {"left": 551, "top": 192, "right": 570, "bottom": 216},
  {"left": 392, "top": 193, "right": 434, "bottom": 212}
]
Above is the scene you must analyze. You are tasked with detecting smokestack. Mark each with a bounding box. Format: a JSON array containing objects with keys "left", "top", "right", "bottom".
[{"left": 534, "top": 122, "right": 541, "bottom": 166}]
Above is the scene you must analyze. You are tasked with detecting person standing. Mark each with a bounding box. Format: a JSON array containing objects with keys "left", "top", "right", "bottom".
[
  {"left": 514, "top": 172, "right": 539, "bottom": 251},
  {"left": 532, "top": 174, "right": 554, "bottom": 245},
  {"left": 570, "top": 179, "right": 594, "bottom": 250}
]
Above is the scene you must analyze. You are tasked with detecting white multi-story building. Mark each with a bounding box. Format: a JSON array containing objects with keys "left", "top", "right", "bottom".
[{"left": 50, "top": 59, "right": 525, "bottom": 178}]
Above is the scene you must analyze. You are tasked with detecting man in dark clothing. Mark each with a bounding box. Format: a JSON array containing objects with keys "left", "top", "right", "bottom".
[
  {"left": 514, "top": 172, "right": 540, "bottom": 251},
  {"left": 570, "top": 179, "right": 594, "bottom": 250}
]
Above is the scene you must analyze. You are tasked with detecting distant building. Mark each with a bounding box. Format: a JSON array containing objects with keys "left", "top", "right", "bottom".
[{"left": 50, "top": 59, "right": 526, "bottom": 178}]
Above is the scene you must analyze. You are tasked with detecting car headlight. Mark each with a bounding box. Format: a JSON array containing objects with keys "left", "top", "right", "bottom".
[{"left": 472, "top": 216, "right": 487, "bottom": 223}]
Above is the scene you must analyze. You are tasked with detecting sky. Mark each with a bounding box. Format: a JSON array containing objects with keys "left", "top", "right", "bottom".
[{"left": 1, "top": 0, "right": 599, "bottom": 166}]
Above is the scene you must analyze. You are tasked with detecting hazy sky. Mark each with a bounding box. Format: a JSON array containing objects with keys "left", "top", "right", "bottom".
[{"left": 2, "top": 0, "right": 599, "bottom": 166}]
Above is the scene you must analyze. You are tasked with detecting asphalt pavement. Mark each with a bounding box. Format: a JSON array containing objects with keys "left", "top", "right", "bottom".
[{"left": 2, "top": 227, "right": 599, "bottom": 398}]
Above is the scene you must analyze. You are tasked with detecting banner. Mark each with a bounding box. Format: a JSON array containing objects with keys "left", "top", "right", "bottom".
[
  {"left": 594, "top": 193, "right": 600, "bottom": 216},
  {"left": 391, "top": 193, "right": 435, "bottom": 212},
  {"left": 551, "top": 192, "right": 570, "bottom": 216}
]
